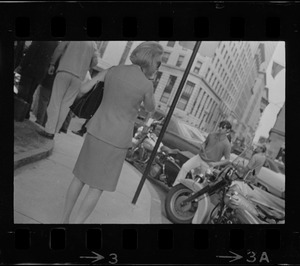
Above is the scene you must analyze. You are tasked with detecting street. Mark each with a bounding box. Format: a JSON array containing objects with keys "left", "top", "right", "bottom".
[{"left": 14, "top": 116, "right": 171, "bottom": 224}]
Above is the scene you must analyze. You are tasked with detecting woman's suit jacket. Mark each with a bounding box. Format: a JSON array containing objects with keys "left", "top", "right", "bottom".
[{"left": 87, "top": 64, "right": 154, "bottom": 149}]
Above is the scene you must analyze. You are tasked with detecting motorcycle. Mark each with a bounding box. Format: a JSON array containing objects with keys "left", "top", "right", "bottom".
[
  {"left": 126, "top": 120, "right": 163, "bottom": 166},
  {"left": 165, "top": 161, "right": 285, "bottom": 224},
  {"left": 126, "top": 119, "right": 191, "bottom": 188}
]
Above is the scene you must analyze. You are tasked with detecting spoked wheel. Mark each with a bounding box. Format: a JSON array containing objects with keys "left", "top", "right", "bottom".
[{"left": 165, "top": 184, "right": 198, "bottom": 224}]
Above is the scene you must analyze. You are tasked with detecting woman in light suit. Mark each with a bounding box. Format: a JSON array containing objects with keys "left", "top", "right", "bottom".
[{"left": 60, "top": 41, "right": 164, "bottom": 223}]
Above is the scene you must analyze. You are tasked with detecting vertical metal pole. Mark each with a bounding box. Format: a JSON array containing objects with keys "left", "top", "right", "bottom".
[{"left": 132, "top": 41, "right": 202, "bottom": 205}]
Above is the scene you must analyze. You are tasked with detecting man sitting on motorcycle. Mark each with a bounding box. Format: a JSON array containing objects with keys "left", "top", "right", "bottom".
[
  {"left": 173, "top": 120, "right": 232, "bottom": 186},
  {"left": 225, "top": 144, "right": 285, "bottom": 223},
  {"left": 241, "top": 144, "right": 267, "bottom": 185}
]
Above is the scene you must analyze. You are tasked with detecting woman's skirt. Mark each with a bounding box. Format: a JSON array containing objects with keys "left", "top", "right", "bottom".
[{"left": 73, "top": 133, "right": 127, "bottom": 192}]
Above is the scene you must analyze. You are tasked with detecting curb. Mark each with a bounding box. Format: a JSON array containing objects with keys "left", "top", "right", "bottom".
[{"left": 14, "top": 140, "right": 54, "bottom": 170}]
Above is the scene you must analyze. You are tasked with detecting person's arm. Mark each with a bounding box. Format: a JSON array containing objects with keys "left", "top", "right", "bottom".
[
  {"left": 90, "top": 42, "right": 99, "bottom": 69},
  {"left": 79, "top": 69, "right": 108, "bottom": 94},
  {"left": 241, "top": 154, "right": 257, "bottom": 180},
  {"left": 48, "top": 41, "right": 69, "bottom": 75},
  {"left": 245, "top": 155, "right": 256, "bottom": 172},
  {"left": 143, "top": 84, "right": 155, "bottom": 113},
  {"left": 199, "top": 134, "right": 209, "bottom": 154}
]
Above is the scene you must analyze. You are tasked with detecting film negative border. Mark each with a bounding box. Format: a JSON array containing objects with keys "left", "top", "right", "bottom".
[
  {"left": 2, "top": 226, "right": 300, "bottom": 264},
  {"left": 1, "top": 1, "right": 300, "bottom": 265},
  {"left": 0, "top": 2, "right": 297, "bottom": 40}
]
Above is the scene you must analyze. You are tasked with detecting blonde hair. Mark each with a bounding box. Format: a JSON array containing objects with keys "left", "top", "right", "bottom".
[{"left": 130, "top": 41, "right": 164, "bottom": 71}]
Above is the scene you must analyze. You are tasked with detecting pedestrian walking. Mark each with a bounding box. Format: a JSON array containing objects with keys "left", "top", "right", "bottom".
[
  {"left": 35, "top": 42, "right": 60, "bottom": 127},
  {"left": 16, "top": 41, "right": 58, "bottom": 119},
  {"left": 60, "top": 41, "right": 163, "bottom": 223},
  {"left": 37, "top": 41, "right": 99, "bottom": 139},
  {"left": 173, "top": 120, "right": 232, "bottom": 186}
]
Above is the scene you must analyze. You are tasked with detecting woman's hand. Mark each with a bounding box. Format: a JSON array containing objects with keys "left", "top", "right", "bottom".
[
  {"left": 48, "top": 65, "right": 55, "bottom": 75},
  {"left": 80, "top": 69, "right": 108, "bottom": 94}
]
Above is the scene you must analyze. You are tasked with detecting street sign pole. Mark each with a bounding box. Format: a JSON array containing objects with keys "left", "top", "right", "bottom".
[{"left": 132, "top": 41, "right": 202, "bottom": 205}]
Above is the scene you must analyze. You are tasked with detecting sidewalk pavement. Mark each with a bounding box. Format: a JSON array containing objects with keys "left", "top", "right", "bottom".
[
  {"left": 14, "top": 117, "right": 161, "bottom": 224},
  {"left": 14, "top": 119, "right": 54, "bottom": 170}
]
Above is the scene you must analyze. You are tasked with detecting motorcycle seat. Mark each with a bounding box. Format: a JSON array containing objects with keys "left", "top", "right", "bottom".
[{"left": 256, "top": 204, "right": 285, "bottom": 223}]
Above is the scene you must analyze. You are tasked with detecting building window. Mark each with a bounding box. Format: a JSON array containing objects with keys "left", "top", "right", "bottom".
[
  {"left": 176, "top": 55, "right": 185, "bottom": 67},
  {"left": 160, "top": 75, "right": 177, "bottom": 103},
  {"left": 205, "top": 99, "right": 213, "bottom": 122},
  {"left": 209, "top": 73, "right": 214, "bottom": 84},
  {"left": 193, "top": 61, "right": 202, "bottom": 74},
  {"left": 208, "top": 102, "right": 217, "bottom": 124},
  {"left": 221, "top": 88, "right": 225, "bottom": 98},
  {"left": 198, "top": 94, "right": 209, "bottom": 119},
  {"left": 212, "top": 53, "right": 216, "bottom": 63},
  {"left": 153, "top": 71, "right": 162, "bottom": 92},
  {"left": 226, "top": 56, "right": 230, "bottom": 65},
  {"left": 216, "top": 81, "right": 220, "bottom": 91},
  {"left": 224, "top": 51, "right": 228, "bottom": 59},
  {"left": 212, "top": 77, "right": 217, "bottom": 88},
  {"left": 162, "top": 52, "right": 171, "bottom": 64},
  {"left": 196, "top": 91, "right": 205, "bottom": 117},
  {"left": 221, "top": 44, "right": 225, "bottom": 54},
  {"left": 191, "top": 87, "right": 202, "bottom": 115},
  {"left": 177, "top": 81, "right": 195, "bottom": 110},
  {"left": 167, "top": 41, "right": 176, "bottom": 47},
  {"left": 205, "top": 68, "right": 211, "bottom": 79},
  {"left": 218, "top": 63, "right": 222, "bottom": 72}
]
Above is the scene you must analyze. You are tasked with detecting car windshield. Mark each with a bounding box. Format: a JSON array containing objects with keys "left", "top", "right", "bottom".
[
  {"left": 177, "top": 120, "right": 206, "bottom": 143},
  {"left": 166, "top": 119, "right": 181, "bottom": 135}
]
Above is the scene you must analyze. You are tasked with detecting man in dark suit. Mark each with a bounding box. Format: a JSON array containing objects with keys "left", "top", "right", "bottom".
[{"left": 17, "top": 41, "right": 59, "bottom": 119}]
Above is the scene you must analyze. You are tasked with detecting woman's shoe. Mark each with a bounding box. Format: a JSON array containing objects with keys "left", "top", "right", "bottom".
[
  {"left": 37, "top": 130, "right": 54, "bottom": 139},
  {"left": 72, "top": 129, "right": 85, "bottom": 136},
  {"left": 59, "top": 128, "right": 68, "bottom": 134}
]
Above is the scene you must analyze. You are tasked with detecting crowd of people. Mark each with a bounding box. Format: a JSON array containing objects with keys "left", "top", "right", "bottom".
[{"left": 15, "top": 41, "right": 268, "bottom": 224}]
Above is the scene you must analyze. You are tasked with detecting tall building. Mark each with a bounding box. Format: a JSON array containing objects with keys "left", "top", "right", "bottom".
[{"left": 267, "top": 103, "right": 285, "bottom": 159}]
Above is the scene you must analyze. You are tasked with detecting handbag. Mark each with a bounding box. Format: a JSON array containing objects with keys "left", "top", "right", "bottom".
[{"left": 70, "top": 81, "right": 104, "bottom": 119}]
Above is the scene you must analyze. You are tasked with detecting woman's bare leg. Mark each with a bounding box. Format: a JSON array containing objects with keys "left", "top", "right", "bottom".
[
  {"left": 60, "top": 176, "right": 85, "bottom": 224},
  {"left": 73, "top": 186, "right": 103, "bottom": 224}
]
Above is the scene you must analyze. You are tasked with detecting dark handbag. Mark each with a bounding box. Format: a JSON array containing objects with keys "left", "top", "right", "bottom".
[{"left": 70, "top": 81, "right": 104, "bottom": 119}]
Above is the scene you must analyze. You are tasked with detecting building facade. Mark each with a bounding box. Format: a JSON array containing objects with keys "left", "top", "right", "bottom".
[{"left": 267, "top": 103, "right": 285, "bottom": 160}]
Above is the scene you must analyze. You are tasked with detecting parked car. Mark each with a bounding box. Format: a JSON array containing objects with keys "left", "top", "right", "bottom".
[
  {"left": 230, "top": 153, "right": 285, "bottom": 199},
  {"left": 134, "top": 110, "right": 206, "bottom": 155}
]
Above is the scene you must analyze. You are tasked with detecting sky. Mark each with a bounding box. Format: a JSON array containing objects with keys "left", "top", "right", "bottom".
[{"left": 253, "top": 41, "right": 285, "bottom": 143}]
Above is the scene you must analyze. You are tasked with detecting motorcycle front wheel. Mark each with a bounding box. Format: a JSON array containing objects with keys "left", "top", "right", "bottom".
[{"left": 165, "top": 184, "right": 198, "bottom": 224}]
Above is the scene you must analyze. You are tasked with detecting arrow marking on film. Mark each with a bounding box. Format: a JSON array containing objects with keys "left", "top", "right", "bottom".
[
  {"left": 80, "top": 251, "right": 105, "bottom": 264},
  {"left": 217, "top": 251, "right": 243, "bottom": 263}
]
